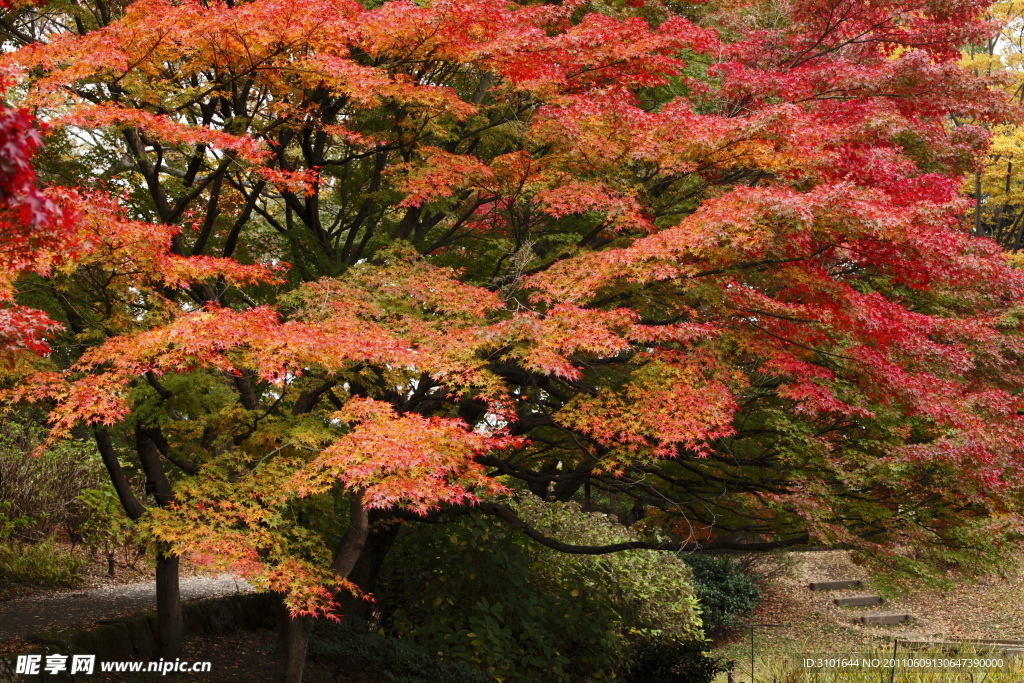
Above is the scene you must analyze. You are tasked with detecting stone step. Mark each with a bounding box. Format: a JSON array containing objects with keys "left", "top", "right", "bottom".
[
  {"left": 901, "top": 641, "right": 958, "bottom": 650},
  {"left": 834, "top": 595, "right": 884, "bottom": 606},
  {"left": 959, "top": 638, "right": 1024, "bottom": 646},
  {"left": 857, "top": 613, "right": 911, "bottom": 625},
  {"left": 903, "top": 639, "right": 1024, "bottom": 651},
  {"left": 809, "top": 580, "right": 864, "bottom": 591}
]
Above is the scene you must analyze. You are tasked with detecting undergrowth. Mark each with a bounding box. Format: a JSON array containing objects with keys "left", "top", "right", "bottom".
[{"left": 0, "top": 539, "right": 83, "bottom": 588}]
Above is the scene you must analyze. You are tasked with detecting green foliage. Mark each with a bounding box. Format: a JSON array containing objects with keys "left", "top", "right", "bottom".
[
  {"left": 382, "top": 514, "right": 603, "bottom": 682},
  {"left": 0, "top": 500, "right": 32, "bottom": 538},
  {"left": 513, "top": 497, "right": 702, "bottom": 640},
  {"left": 681, "top": 554, "right": 761, "bottom": 633},
  {"left": 378, "top": 497, "right": 702, "bottom": 683},
  {"left": 77, "top": 485, "right": 140, "bottom": 573},
  {"left": 308, "top": 619, "right": 490, "bottom": 683},
  {"left": 624, "top": 638, "right": 727, "bottom": 683},
  {"left": 0, "top": 538, "right": 83, "bottom": 588}
]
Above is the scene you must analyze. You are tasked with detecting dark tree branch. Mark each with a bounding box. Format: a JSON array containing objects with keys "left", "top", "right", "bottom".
[
  {"left": 292, "top": 380, "right": 338, "bottom": 416},
  {"left": 232, "top": 370, "right": 260, "bottom": 411},
  {"left": 94, "top": 427, "right": 146, "bottom": 521},
  {"left": 146, "top": 371, "right": 174, "bottom": 400},
  {"left": 403, "top": 502, "right": 810, "bottom": 554},
  {"left": 136, "top": 426, "right": 175, "bottom": 508},
  {"left": 141, "top": 427, "right": 200, "bottom": 475},
  {"left": 332, "top": 495, "right": 369, "bottom": 578}
]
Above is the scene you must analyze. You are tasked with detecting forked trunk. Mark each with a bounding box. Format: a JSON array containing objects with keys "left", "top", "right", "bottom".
[
  {"left": 155, "top": 552, "right": 183, "bottom": 660},
  {"left": 337, "top": 510, "right": 402, "bottom": 622}
]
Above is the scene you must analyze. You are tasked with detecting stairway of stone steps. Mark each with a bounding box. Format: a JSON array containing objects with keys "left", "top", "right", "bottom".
[
  {"left": 808, "top": 579, "right": 912, "bottom": 625},
  {"left": 807, "top": 578, "right": 1023, "bottom": 658}
]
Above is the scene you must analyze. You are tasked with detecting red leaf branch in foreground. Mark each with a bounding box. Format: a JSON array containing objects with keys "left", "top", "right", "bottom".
[
  {"left": 0, "top": 106, "right": 77, "bottom": 354},
  {"left": 290, "top": 398, "right": 518, "bottom": 513}
]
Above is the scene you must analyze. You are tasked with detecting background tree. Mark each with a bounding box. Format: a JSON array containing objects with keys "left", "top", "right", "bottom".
[{"left": 962, "top": 0, "right": 1024, "bottom": 246}]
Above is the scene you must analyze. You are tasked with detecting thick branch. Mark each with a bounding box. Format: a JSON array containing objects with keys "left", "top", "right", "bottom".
[
  {"left": 332, "top": 495, "right": 369, "bottom": 578},
  {"left": 145, "top": 371, "right": 174, "bottom": 400},
  {"left": 292, "top": 380, "right": 338, "bottom": 416},
  {"left": 94, "top": 427, "right": 146, "bottom": 521},
  {"left": 407, "top": 503, "right": 809, "bottom": 554},
  {"left": 136, "top": 426, "right": 175, "bottom": 508},
  {"left": 232, "top": 370, "right": 260, "bottom": 410},
  {"left": 142, "top": 427, "right": 200, "bottom": 475}
]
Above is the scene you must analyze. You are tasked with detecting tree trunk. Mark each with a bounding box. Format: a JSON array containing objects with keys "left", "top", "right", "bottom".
[
  {"left": 274, "top": 595, "right": 313, "bottom": 683},
  {"left": 106, "top": 551, "right": 115, "bottom": 577},
  {"left": 96, "top": 427, "right": 185, "bottom": 657},
  {"left": 137, "top": 429, "right": 185, "bottom": 661},
  {"left": 155, "top": 552, "right": 183, "bottom": 660},
  {"left": 337, "top": 510, "right": 402, "bottom": 623},
  {"left": 273, "top": 496, "right": 373, "bottom": 683}
]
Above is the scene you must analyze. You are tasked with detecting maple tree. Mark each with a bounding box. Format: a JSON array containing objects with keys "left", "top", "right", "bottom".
[{"left": 2, "top": 0, "right": 1024, "bottom": 679}]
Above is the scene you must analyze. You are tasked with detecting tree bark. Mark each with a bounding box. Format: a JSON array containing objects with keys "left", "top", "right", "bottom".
[
  {"left": 337, "top": 509, "right": 402, "bottom": 623},
  {"left": 137, "top": 428, "right": 184, "bottom": 660},
  {"left": 332, "top": 496, "right": 369, "bottom": 578},
  {"left": 274, "top": 496, "right": 373, "bottom": 683},
  {"left": 93, "top": 428, "right": 145, "bottom": 521},
  {"left": 155, "top": 552, "right": 183, "bottom": 660},
  {"left": 273, "top": 596, "right": 313, "bottom": 683},
  {"left": 95, "top": 427, "right": 184, "bottom": 657}
]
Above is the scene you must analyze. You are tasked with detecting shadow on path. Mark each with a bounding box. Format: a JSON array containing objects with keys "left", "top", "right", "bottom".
[{"left": 0, "top": 575, "right": 252, "bottom": 643}]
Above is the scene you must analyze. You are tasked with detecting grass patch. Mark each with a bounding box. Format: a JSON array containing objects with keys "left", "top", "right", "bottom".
[{"left": 712, "top": 641, "right": 1024, "bottom": 683}]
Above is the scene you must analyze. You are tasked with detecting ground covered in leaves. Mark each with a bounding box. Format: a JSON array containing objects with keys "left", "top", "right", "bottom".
[{"left": 713, "top": 551, "right": 1024, "bottom": 680}]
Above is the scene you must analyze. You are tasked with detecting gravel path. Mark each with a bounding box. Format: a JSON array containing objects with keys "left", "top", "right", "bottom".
[{"left": 0, "top": 575, "right": 252, "bottom": 643}]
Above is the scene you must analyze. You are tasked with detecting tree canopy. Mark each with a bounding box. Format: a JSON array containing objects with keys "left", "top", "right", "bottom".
[{"left": 1, "top": 0, "right": 1023, "bottom": 635}]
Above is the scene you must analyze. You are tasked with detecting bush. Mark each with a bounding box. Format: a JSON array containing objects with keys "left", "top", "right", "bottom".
[
  {"left": 0, "top": 538, "right": 83, "bottom": 588},
  {"left": 681, "top": 553, "right": 761, "bottom": 633},
  {"left": 624, "top": 638, "right": 727, "bottom": 683},
  {"left": 0, "top": 421, "right": 107, "bottom": 541},
  {"left": 308, "top": 619, "right": 490, "bottom": 683},
  {"left": 78, "top": 485, "right": 142, "bottom": 575},
  {"left": 377, "top": 497, "right": 703, "bottom": 683},
  {"left": 0, "top": 421, "right": 137, "bottom": 581}
]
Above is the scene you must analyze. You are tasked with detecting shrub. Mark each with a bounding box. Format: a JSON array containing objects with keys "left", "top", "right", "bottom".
[
  {"left": 377, "top": 497, "right": 703, "bottom": 683},
  {"left": 0, "top": 421, "right": 107, "bottom": 541},
  {"left": 308, "top": 619, "right": 490, "bottom": 683},
  {"left": 78, "top": 486, "right": 141, "bottom": 576},
  {"left": 680, "top": 553, "right": 761, "bottom": 633},
  {"left": 0, "top": 538, "right": 83, "bottom": 588},
  {"left": 624, "top": 638, "right": 727, "bottom": 683}
]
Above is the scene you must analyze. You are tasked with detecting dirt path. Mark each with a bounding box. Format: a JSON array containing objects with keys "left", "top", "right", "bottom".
[{"left": 0, "top": 575, "right": 252, "bottom": 644}]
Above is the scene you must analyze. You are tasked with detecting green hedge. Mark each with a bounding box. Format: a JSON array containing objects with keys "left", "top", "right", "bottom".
[{"left": 680, "top": 553, "right": 761, "bottom": 633}]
